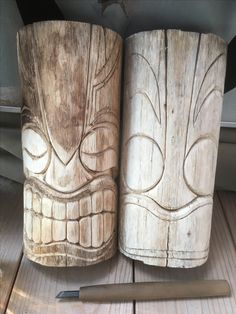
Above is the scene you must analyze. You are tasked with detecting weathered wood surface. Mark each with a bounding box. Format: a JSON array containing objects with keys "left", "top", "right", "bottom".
[
  {"left": 218, "top": 191, "right": 236, "bottom": 245},
  {"left": 0, "top": 177, "right": 23, "bottom": 314},
  {"left": 119, "top": 29, "right": 227, "bottom": 267},
  {"left": 134, "top": 195, "right": 236, "bottom": 314},
  {"left": 17, "top": 21, "right": 122, "bottom": 266},
  {"left": 3, "top": 186, "right": 236, "bottom": 314},
  {"left": 7, "top": 254, "right": 133, "bottom": 314}
]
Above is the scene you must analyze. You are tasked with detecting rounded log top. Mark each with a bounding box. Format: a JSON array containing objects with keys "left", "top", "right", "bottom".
[
  {"left": 17, "top": 20, "right": 122, "bottom": 41},
  {"left": 126, "top": 29, "right": 226, "bottom": 45}
]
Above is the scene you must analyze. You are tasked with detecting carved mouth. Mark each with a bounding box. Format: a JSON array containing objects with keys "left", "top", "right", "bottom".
[{"left": 24, "top": 179, "right": 116, "bottom": 249}]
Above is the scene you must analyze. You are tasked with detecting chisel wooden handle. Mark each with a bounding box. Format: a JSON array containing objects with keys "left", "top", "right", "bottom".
[{"left": 79, "top": 280, "right": 230, "bottom": 302}]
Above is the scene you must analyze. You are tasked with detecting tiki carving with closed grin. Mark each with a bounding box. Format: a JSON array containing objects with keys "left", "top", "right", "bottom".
[
  {"left": 119, "top": 30, "right": 226, "bottom": 268},
  {"left": 17, "top": 21, "right": 122, "bottom": 266}
]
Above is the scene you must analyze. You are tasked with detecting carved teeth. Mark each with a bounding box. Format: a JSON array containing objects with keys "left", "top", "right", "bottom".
[
  {"left": 24, "top": 188, "right": 32, "bottom": 210},
  {"left": 103, "top": 189, "right": 116, "bottom": 212},
  {"left": 92, "top": 191, "right": 103, "bottom": 214},
  {"left": 53, "top": 220, "right": 66, "bottom": 241},
  {"left": 67, "top": 201, "right": 79, "bottom": 219},
  {"left": 79, "top": 196, "right": 92, "bottom": 216},
  {"left": 53, "top": 201, "right": 66, "bottom": 220},
  {"left": 103, "top": 213, "right": 115, "bottom": 242},
  {"left": 79, "top": 217, "right": 91, "bottom": 247},
  {"left": 67, "top": 221, "right": 79, "bottom": 243},
  {"left": 33, "top": 193, "right": 41, "bottom": 214},
  {"left": 32, "top": 215, "right": 41, "bottom": 243},
  {"left": 41, "top": 217, "right": 52, "bottom": 244},
  {"left": 92, "top": 214, "right": 103, "bottom": 247},
  {"left": 24, "top": 210, "right": 115, "bottom": 245},
  {"left": 42, "top": 197, "right": 52, "bottom": 218},
  {"left": 24, "top": 189, "right": 115, "bottom": 218},
  {"left": 24, "top": 187, "right": 116, "bottom": 246}
]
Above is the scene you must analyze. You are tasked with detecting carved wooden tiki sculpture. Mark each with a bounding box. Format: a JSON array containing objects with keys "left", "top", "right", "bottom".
[
  {"left": 119, "top": 30, "right": 226, "bottom": 268},
  {"left": 17, "top": 21, "right": 122, "bottom": 266}
]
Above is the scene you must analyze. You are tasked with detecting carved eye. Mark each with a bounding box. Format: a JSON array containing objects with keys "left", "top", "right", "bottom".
[
  {"left": 123, "top": 135, "right": 164, "bottom": 192},
  {"left": 22, "top": 128, "right": 50, "bottom": 174},
  {"left": 80, "top": 127, "right": 117, "bottom": 172},
  {"left": 184, "top": 138, "right": 217, "bottom": 195}
]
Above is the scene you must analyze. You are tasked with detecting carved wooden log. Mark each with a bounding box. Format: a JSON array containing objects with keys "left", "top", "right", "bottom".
[
  {"left": 119, "top": 30, "right": 226, "bottom": 268},
  {"left": 17, "top": 21, "right": 122, "bottom": 266}
]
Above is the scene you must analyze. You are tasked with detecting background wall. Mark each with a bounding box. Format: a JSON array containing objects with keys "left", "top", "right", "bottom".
[{"left": 0, "top": 0, "right": 23, "bottom": 106}]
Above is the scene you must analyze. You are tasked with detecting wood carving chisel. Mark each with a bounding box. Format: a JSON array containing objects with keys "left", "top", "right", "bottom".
[{"left": 56, "top": 280, "right": 230, "bottom": 302}]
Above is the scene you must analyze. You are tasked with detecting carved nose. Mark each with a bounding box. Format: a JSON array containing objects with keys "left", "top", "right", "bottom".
[
  {"left": 152, "top": 168, "right": 196, "bottom": 210},
  {"left": 45, "top": 150, "right": 90, "bottom": 193}
]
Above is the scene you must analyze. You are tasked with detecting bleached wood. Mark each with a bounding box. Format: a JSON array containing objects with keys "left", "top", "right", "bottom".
[
  {"left": 119, "top": 30, "right": 227, "bottom": 267},
  {"left": 0, "top": 177, "right": 23, "bottom": 314},
  {"left": 134, "top": 195, "right": 236, "bottom": 314},
  {"left": 6, "top": 254, "right": 133, "bottom": 314},
  {"left": 17, "top": 21, "right": 122, "bottom": 266}
]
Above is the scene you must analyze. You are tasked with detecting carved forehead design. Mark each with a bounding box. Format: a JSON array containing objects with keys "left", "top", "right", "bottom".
[
  {"left": 31, "top": 22, "right": 90, "bottom": 164},
  {"left": 22, "top": 22, "right": 122, "bottom": 165}
]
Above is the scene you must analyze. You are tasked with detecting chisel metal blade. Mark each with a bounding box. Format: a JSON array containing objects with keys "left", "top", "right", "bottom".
[{"left": 56, "top": 290, "right": 80, "bottom": 299}]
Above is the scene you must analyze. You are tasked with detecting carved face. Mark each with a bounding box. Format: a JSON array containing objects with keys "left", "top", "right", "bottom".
[
  {"left": 120, "top": 30, "right": 226, "bottom": 267},
  {"left": 18, "top": 22, "right": 122, "bottom": 266}
]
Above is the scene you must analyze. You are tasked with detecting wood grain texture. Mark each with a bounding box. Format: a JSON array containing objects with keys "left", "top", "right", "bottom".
[
  {"left": 17, "top": 21, "right": 122, "bottom": 266},
  {"left": 134, "top": 195, "right": 236, "bottom": 314},
  {"left": 6, "top": 253, "right": 133, "bottom": 314},
  {"left": 218, "top": 191, "right": 236, "bottom": 245},
  {"left": 0, "top": 177, "right": 23, "bottom": 314},
  {"left": 119, "top": 30, "right": 227, "bottom": 267}
]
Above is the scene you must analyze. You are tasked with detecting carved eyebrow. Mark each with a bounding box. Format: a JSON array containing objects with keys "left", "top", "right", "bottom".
[
  {"left": 23, "top": 147, "right": 48, "bottom": 160},
  {"left": 81, "top": 147, "right": 117, "bottom": 157},
  {"left": 193, "top": 53, "right": 225, "bottom": 124},
  {"left": 130, "top": 52, "right": 161, "bottom": 124}
]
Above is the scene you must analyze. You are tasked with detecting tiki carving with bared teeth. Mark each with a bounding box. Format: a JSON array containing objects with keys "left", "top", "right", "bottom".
[{"left": 17, "top": 21, "right": 122, "bottom": 266}]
